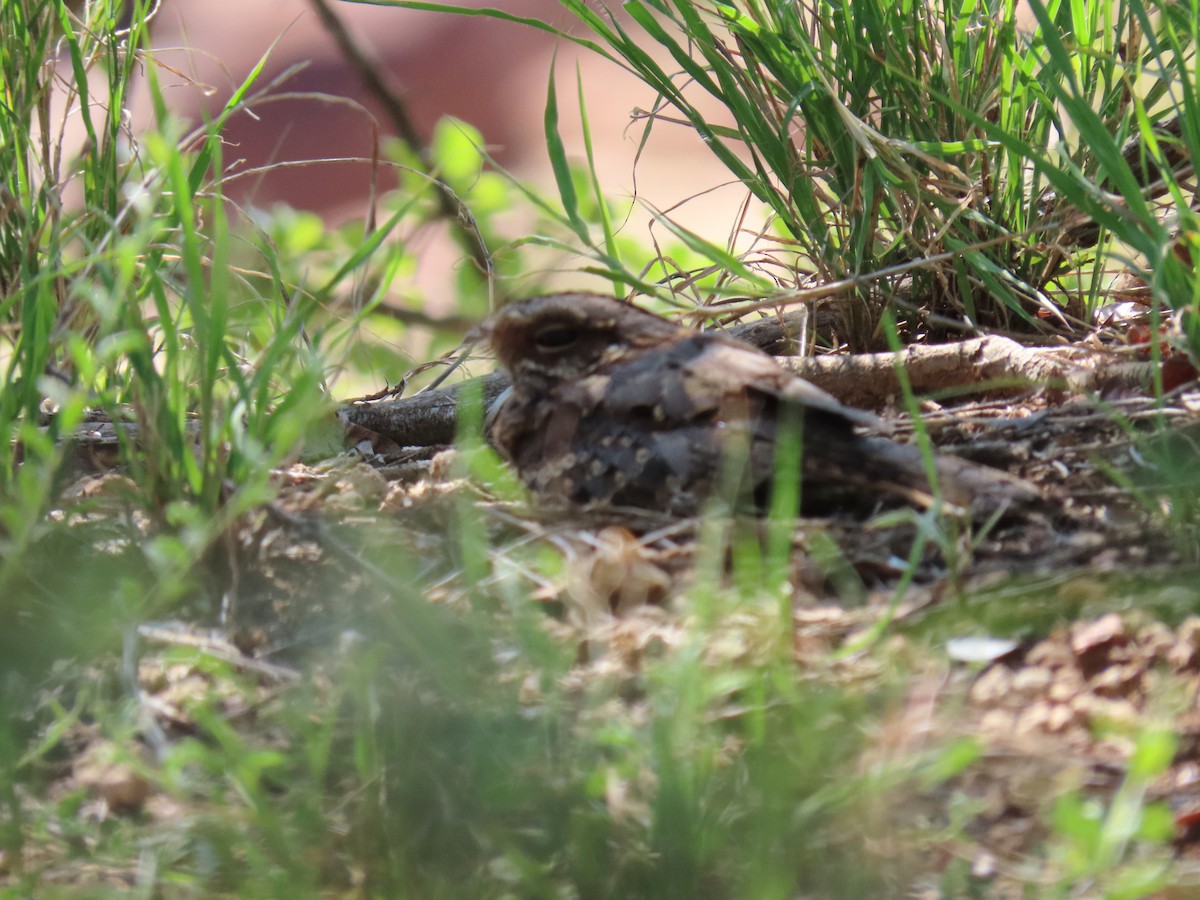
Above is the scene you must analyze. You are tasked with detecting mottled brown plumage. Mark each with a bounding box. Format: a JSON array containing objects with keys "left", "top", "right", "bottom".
[{"left": 485, "top": 293, "right": 1032, "bottom": 516}]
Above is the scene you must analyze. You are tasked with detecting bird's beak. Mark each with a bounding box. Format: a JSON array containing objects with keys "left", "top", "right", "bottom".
[
  {"left": 483, "top": 385, "right": 512, "bottom": 435},
  {"left": 464, "top": 320, "right": 491, "bottom": 345}
]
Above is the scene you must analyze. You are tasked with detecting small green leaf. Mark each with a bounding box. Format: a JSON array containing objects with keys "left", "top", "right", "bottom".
[
  {"left": 432, "top": 117, "right": 486, "bottom": 188},
  {"left": 1128, "top": 728, "right": 1177, "bottom": 779}
]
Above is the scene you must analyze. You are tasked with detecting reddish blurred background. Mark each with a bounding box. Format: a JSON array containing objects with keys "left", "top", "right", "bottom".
[{"left": 136, "top": 0, "right": 753, "bottom": 275}]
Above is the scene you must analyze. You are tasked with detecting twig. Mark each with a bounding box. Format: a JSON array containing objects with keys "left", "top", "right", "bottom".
[
  {"left": 306, "top": 0, "right": 495, "bottom": 292},
  {"left": 341, "top": 328, "right": 1168, "bottom": 451}
]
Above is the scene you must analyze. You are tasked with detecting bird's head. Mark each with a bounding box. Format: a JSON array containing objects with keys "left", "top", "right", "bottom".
[{"left": 485, "top": 293, "right": 687, "bottom": 382}]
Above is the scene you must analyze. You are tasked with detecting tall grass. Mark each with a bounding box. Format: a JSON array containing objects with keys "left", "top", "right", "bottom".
[
  {"left": 361, "top": 0, "right": 1199, "bottom": 353},
  {"left": 1, "top": 0, "right": 327, "bottom": 541}
]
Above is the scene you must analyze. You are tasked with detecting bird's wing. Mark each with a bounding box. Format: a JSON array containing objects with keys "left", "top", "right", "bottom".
[{"left": 602, "top": 332, "right": 879, "bottom": 428}]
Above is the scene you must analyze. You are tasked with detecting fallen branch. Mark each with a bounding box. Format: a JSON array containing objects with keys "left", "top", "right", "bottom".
[
  {"left": 776, "top": 336, "right": 1155, "bottom": 407},
  {"left": 340, "top": 327, "right": 1159, "bottom": 452},
  {"left": 341, "top": 371, "right": 511, "bottom": 449},
  {"left": 340, "top": 310, "right": 809, "bottom": 448}
]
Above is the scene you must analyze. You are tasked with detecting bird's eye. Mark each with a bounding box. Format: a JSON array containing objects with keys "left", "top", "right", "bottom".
[{"left": 533, "top": 325, "right": 580, "bottom": 351}]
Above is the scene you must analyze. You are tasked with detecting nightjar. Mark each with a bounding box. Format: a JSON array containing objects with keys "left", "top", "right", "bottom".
[{"left": 485, "top": 293, "right": 1032, "bottom": 516}]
